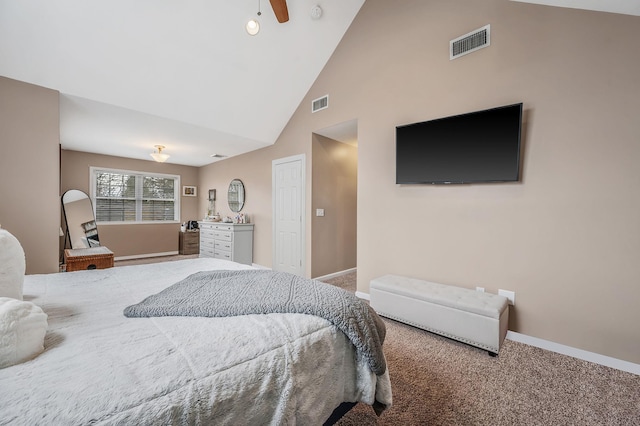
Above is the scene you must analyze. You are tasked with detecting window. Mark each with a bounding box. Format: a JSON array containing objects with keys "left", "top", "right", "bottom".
[{"left": 91, "top": 167, "right": 180, "bottom": 223}]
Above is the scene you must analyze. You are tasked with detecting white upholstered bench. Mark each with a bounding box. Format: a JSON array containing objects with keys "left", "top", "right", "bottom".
[{"left": 370, "top": 274, "right": 509, "bottom": 355}]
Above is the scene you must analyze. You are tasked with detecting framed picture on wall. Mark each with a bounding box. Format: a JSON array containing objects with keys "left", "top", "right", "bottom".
[{"left": 182, "top": 186, "right": 197, "bottom": 197}]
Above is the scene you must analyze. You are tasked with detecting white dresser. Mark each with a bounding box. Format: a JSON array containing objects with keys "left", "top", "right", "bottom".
[{"left": 198, "top": 222, "right": 254, "bottom": 265}]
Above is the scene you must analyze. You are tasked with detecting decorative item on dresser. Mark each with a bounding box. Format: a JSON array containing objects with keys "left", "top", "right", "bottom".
[
  {"left": 198, "top": 222, "right": 254, "bottom": 265},
  {"left": 64, "top": 247, "right": 114, "bottom": 272},
  {"left": 178, "top": 230, "right": 200, "bottom": 255}
]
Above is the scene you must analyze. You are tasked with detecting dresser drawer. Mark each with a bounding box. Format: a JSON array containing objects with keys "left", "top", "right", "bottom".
[
  {"left": 201, "top": 238, "right": 215, "bottom": 249},
  {"left": 200, "top": 230, "right": 215, "bottom": 240},
  {"left": 214, "top": 250, "right": 232, "bottom": 261},
  {"left": 200, "top": 246, "right": 215, "bottom": 258},
  {"left": 212, "top": 224, "right": 234, "bottom": 232},
  {"left": 213, "top": 231, "right": 232, "bottom": 242},
  {"left": 214, "top": 240, "right": 232, "bottom": 251}
]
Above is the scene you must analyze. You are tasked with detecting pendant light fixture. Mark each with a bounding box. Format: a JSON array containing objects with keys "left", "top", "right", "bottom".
[
  {"left": 246, "top": 0, "right": 262, "bottom": 36},
  {"left": 150, "top": 145, "right": 170, "bottom": 163}
]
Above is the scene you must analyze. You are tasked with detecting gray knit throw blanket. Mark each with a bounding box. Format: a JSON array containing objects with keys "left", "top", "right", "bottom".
[{"left": 124, "top": 269, "right": 387, "bottom": 375}]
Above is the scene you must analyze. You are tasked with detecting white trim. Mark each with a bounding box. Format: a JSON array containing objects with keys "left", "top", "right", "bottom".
[
  {"left": 272, "top": 154, "right": 306, "bottom": 277},
  {"left": 313, "top": 267, "right": 356, "bottom": 281},
  {"left": 251, "top": 263, "right": 271, "bottom": 269},
  {"left": 506, "top": 331, "right": 640, "bottom": 376},
  {"left": 355, "top": 291, "right": 370, "bottom": 301},
  {"left": 113, "top": 251, "right": 178, "bottom": 261}
]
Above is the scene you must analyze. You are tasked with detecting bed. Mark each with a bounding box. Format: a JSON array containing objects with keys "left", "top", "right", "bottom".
[{"left": 0, "top": 258, "right": 392, "bottom": 425}]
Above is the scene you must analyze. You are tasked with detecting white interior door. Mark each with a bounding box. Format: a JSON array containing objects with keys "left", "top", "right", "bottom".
[{"left": 272, "top": 154, "right": 305, "bottom": 276}]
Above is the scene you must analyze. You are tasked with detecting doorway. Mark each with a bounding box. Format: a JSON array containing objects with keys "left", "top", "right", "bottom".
[{"left": 311, "top": 119, "right": 358, "bottom": 278}]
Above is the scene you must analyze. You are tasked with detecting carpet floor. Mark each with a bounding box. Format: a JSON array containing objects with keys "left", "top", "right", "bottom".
[{"left": 323, "top": 272, "right": 640, "bottom": 425}]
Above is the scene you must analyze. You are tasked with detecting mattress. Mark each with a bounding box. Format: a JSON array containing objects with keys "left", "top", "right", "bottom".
[{"left": 0, "top": 258, "right": 391, "bottom": 425}]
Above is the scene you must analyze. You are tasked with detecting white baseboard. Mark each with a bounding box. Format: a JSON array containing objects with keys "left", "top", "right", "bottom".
[
  {"left": 355, "top": 291, "right": 370, "bottom": 301},
  {"left": 114, "top": 251, "right": 178, "bottom": 261},
  {"left": 313, "top": 267, "right": 357, "bottom": 281},
  {"left": 506, "top": 331, "right": 639, "bottom": 376},
  {"left": 360, "top": 291, "right": 639, "bottom": 376},
  {"left": 251, "top": 263, "right": 270, "bottom": 269},
  {"left": 315, "top": 268, "right": 364, "bottom": 300}
]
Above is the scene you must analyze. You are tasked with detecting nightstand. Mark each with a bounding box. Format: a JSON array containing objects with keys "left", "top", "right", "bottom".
[{"left": 179, "top": 230, "right": 200, "bottom": 255}]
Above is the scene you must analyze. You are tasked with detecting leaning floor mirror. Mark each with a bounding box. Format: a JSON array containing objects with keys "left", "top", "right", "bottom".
[{"left": 62, "top": 189, "right": 101, "bottom": 249}]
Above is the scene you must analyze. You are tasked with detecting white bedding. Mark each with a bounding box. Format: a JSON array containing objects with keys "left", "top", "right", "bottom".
[{"left": 0, "top": 258, "right": 391, "bottom": 425}]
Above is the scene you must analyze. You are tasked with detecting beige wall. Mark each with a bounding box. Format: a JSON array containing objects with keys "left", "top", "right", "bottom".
[
  {"left": 198, "top": 145, "right": 280, "bottom": 268},
  {"left": 202, "top": 0, "right": 640, "bottom": 364},
  {"left": 61, "top": 149, "right": 199, "bottom": 258},
  {"left": 0, "top": 76, "right": 60, "bottom": 274},
  {"left": 311, "top": 134, "right": 357, "bottom": 278}
]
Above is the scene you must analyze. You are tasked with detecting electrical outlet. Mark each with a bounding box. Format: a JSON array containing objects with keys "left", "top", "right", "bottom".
[
  {"left": 476, "top": 287, "right": 485, "bottom": 292},
  {"left": 498, "top": 289, "right": 515, "bottom": 305},
  {"left": 316, "top": 209, "right": 325, "bottom": 217}
]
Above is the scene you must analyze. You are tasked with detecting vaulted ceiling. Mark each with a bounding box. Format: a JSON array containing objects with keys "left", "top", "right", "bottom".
[{"left": 1, "top": 0, "right": 638, "bottom": 166}]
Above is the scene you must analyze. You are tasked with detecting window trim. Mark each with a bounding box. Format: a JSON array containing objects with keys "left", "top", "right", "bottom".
[{"left": 90, "top": 166, "right": 181, "bottom": 225}]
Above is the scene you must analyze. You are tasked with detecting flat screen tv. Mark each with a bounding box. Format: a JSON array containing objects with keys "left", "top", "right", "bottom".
[{"left": 396, "top": 103, "right": 523, "bottom": 184}]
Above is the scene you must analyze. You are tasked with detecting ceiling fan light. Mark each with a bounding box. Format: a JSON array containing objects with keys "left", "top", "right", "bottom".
[
  {"left": 150, "top": 145, "right": 170, "bottom": 163},
  {"left": 246, "top": 19, "right": 260, "bottom": 36}
]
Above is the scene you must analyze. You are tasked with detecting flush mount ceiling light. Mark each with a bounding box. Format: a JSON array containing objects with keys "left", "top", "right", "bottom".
[{"left": 150, "top": 145, "right": 170, "bottom": 163}]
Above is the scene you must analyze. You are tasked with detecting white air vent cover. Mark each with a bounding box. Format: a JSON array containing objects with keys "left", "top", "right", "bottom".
[
  {"left": 450, "top": 25, "right": 490, "bottom": 60},
  {"left": 312, "top": 95, "right": 329, "bottom": 113}
]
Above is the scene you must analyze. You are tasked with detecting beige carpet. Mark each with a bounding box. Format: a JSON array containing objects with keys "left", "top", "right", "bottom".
[{"left": 323, "top": 272, "right": 640, "bottom": 425}]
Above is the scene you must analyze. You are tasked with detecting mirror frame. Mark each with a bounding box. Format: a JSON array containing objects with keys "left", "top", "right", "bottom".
[
  {"left": 228, "top": 179, "right": 245, "bottom": 213},
  {"left": 61, "top": 189, "right": 100, "bottom": 249}
]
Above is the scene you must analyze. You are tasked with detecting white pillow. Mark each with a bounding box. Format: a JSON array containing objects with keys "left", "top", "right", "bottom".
[
  {"left": 0, "top": 297, "right": 48, "bottom": 369},
  {"left": 0, "top": 229, "right": 25, "bottom": 300}
]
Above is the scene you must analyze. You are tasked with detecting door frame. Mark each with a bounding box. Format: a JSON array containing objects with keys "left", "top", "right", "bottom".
[{"left": 272, "top": 154, "right": 306, "bottom": 276}]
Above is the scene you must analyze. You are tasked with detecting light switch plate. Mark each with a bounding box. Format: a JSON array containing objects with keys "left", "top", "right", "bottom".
[{"left": 316, "top": 209, "right": 325, "bottom": 217}]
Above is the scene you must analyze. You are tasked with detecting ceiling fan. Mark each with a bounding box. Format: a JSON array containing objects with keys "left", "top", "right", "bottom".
[{"left": 269, "top": 0, "right": 289, "bottom": 23}]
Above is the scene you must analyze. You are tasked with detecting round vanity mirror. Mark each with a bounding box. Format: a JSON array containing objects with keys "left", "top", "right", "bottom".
[{"left": 228, "top": 179, "right": 245, "bottom": 212}]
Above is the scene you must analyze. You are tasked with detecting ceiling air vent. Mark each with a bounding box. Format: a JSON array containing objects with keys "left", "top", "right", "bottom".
[
  {"left": 450, "top": 24, "right": 490, "bottom": 60},
  {"left": 312, "top": 95, "right": 329, "bottom": 113}
]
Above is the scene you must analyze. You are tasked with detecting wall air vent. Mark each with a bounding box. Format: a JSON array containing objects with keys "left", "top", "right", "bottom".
[
  {"left": 312, "top": 95, "right": 329, "bottom": 113},
  {"left": 450, "top": 24, "right": 490, "bottom": 60}
]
